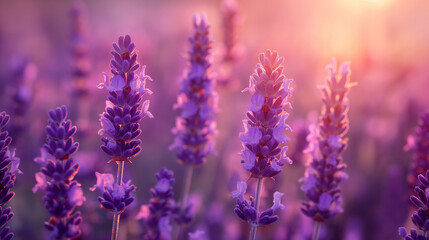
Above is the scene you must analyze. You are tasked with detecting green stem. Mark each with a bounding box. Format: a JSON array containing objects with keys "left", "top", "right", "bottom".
[
  {"left": 111, "top": 161, "right": 124, "bottom": 240},
  {"left": 312, "top": 221, "right": 321, "bottom": 240},
  {"left": 181, "top": 165, "right": 194, "bottom": 207},
  {"left": 249, "top": 178, "right": 263, "bottom": 240}
]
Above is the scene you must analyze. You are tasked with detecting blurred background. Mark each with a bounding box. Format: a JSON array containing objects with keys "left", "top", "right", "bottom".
[{"left": 0, "top": 0, "right": 428, "bottom": 239}]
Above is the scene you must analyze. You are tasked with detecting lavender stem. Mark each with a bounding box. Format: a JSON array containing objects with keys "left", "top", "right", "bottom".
[
  {"left": 111, "top": 161, "right": 124, "bottom": 240},
  {"left": 312, "top": 221, "right": 321, "bottom": 240},
  {"left": 181, "top": 165, "right": 194, "bottom": 208},
  {"left": 249, "top": 178, "right": 263, "bottom": 240}
]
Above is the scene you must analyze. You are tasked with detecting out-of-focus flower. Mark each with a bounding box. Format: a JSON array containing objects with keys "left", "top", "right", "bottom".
[
  {"left": 188, "top": 229, "right": 208, "bottom": 240},
  {"left": 8, "top": 57, "right": 37, "bottom": 138},
  {"left": 405, "top": 113, "right": 429, "bottom": 188},
  {"left": 33, "top": 106, "right": 85, "bottom": 239},
  {"left": 139, "top": 167, "right": 193, "bottom": 240},
  {"left": 0, "top": 112, "right": 20, "bottom": 240},
  {"left": 399, "top": 170, "right": 429, "bottom": 239},
  {"left": 170, "top": 14, "right": 218, "bottom": 166},
  {"left": 70, "top": 1, "right": 91, "bottom": 97},
  {"left": 301, "top": 60, "right": 355, "bottom": 222},
  {"left": 221, "top": 0, "right": 240, "bottom": 62}
]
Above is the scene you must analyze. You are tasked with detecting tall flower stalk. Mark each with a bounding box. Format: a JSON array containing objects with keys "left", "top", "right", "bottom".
[
  {"left": 405, "top": 113, "right": 429, "bottom": 188},
  {"left": 96, "top": 35, "right": 152, "bottom": 240},
  {"left": 300, "top": 60, "right": 354, "bottom": 240},
  {"left": 170, "top": 14, "right": 217, "bottom": 214},
  {"left": 70, "top": 0, "right": 90, "bottom": 97},
  {"left": 231, "top": 50, "right": 292, "bottom": 240},
  {"left": 33, "top": 106, "right": 85, "bottom": 239},
  {"left": 0, "top": 112, "right": 21, "bottom": 240}
]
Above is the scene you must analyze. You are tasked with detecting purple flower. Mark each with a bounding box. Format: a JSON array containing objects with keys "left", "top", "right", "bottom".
[
  {"left": 170, "top": 14, "right": 218, "bottom": 166},
  {"left": 300, "top": 60, "right": 355, "bottom": 222},
  {"left": 139, "top": 168, "right": 176, "bottom": 240},
  {"left": 89, "top": 173, "right": 136, "bottom": 214},
  {"left": 221, "top": 0, "right": 240, "bottom": 62},
  {"left": 231, "top": 181, "right": 286, "bottom": 226},
  {"left": 97, "top": 35, "right": 153, "bottom": 164},
  {"left": 399, "top": 170, "right": 429, "bottom": 239},
  {"left": 405, "top": 113, "right": 429, "bottom": 188},
  {"left": 238, "top": 50, "right": 293, "bottom": 179},
  {"left": 138, "top": 167, "right": 193, "bottom": 240},
  {"left": 70, "top": 1, "right": 90, "bottom": 96},
  {"left": 188, "top": 230, "right": 208, "bottom": 240},
  {"left": 232, "top": 50, "right": 292, "bottom": 238},
  {"left": 0, "top": 112, "right": 20, "bottom": 240},
  {"left": 33, "top": 106, "right": 85, "bottom": 239}
]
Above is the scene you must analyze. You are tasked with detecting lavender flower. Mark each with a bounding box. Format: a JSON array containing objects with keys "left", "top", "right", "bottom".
[
  {"left": 97, "top": 34, "right": 153, "bottom": 163},
  {"left": 97, "top": 34, "right": 152, "bottom": 240},
  {"left": 399, "top": 170, "right": 429, "bottom": 240},
  {"left": 9, "top": 57, "right": 36, "bottom": 138},
  {"left": 70, "top": 1, "right": 90, "bottom": 97},
  {"left": 33, "top": 106, "right": 85, "bottom": 239},
  {"left": 170, "top": 14, "right": 218, "bottom": 166},
  {"left": 137, "top": 167, "right": 193, "bottom": 240},
  {"left": 221, "top": 0, "right": 239, "bottom": 62},
  {"left": 89, "top": 172, "right": 135, "bottom": 213},
  {"left": 232, "top": 182, "right": 286, "bottom": 226},
  {"left": 0, "top": 112, "right": 21, "bottom": 240},
  {"left": 232, "top": 50, "right": 292, "bottom": 239},
  {"left": 300, "top": 60, "right": 354, "bottom": 239},
  {"left": 138, "top": 168, "right": 176, "bottom": 240},
  {"left": 405, "top": 113, "right": 429, "bottom": 188}
]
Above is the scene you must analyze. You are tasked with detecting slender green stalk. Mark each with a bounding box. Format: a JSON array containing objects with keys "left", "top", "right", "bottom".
[
  {"left": 111, "top": 161, "right": 124, "bottom": 240},
  {"left": 175, "top": 165, "right": 194, "bottom": 239},
  {"left": 181, "top": 165, "right": 194, "bottom": 207},
  {"left": 312, "top": 221, "right": 321, "bottom": 240},
  {"left": 249, "top": 178, "right": 263, "bottom": 240}
]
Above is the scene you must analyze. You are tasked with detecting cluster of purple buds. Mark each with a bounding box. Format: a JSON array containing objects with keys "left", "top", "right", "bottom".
[
  {"left": 232, "top": 182, "right": 285, "bottom": 225},
  {"left": 239, "top": 50, "right": 293, "bottom": 179},
  {"left": 300, "top": 60, "right": 354, "bottom": 222},
  {"left": 399, "top": 170, "right": 429, "bottom": 240},
  {"left": 405, "top": 113, "right": 429, "bottom": 188},
  {"left": 137, "top": 167, "right": 193, "bottom": 240},
  {"left": 0, "top": 112, "right": 21, "bottom": 240},
  {"left": 97, "top": 34, "right": 153, "bottom": 163},
  {"left": 90, "top": 172, "right": 136, "bottom": 213},
  {"left": 170, "top": 14, "right": 218, "bottom": 166},
  {"left": 33, "top": 106, "right": 85, "bottom": 239}
]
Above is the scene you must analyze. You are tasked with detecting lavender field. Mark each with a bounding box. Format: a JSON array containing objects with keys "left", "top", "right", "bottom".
[{"left": 0, "top": 0, "right": 428, "bottom": 239}]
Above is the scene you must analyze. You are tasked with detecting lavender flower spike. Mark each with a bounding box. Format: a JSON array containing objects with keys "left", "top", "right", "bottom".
[
  {"left": 405, "top": 113, "right": 429, "bottom": 188},
  {"left": 0, "top": 112, "right": 21, "bottom": 240},
  {"left": 300, "top": 60, "right": 355, "bottom": 240},
  {"left": 170, "top": 14, "right": 218, "bottom": 166},
  {"left": 138, "top": 167, "right": 176, "bottom": 240},
  {"left": 399, "top": 170, "right": 429, "bottom": 240},
  {"left": 232, "top": 50, "right": 292, "bottom": 240},
  {"left": 97, "top": 35, "right": 152, "bottom": 240},
  {"left": 169, "top": 15, "right": 217, "bottom": 234},
  {"left": 33, "top": 106, "right": 85, "bottom": 239}
]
